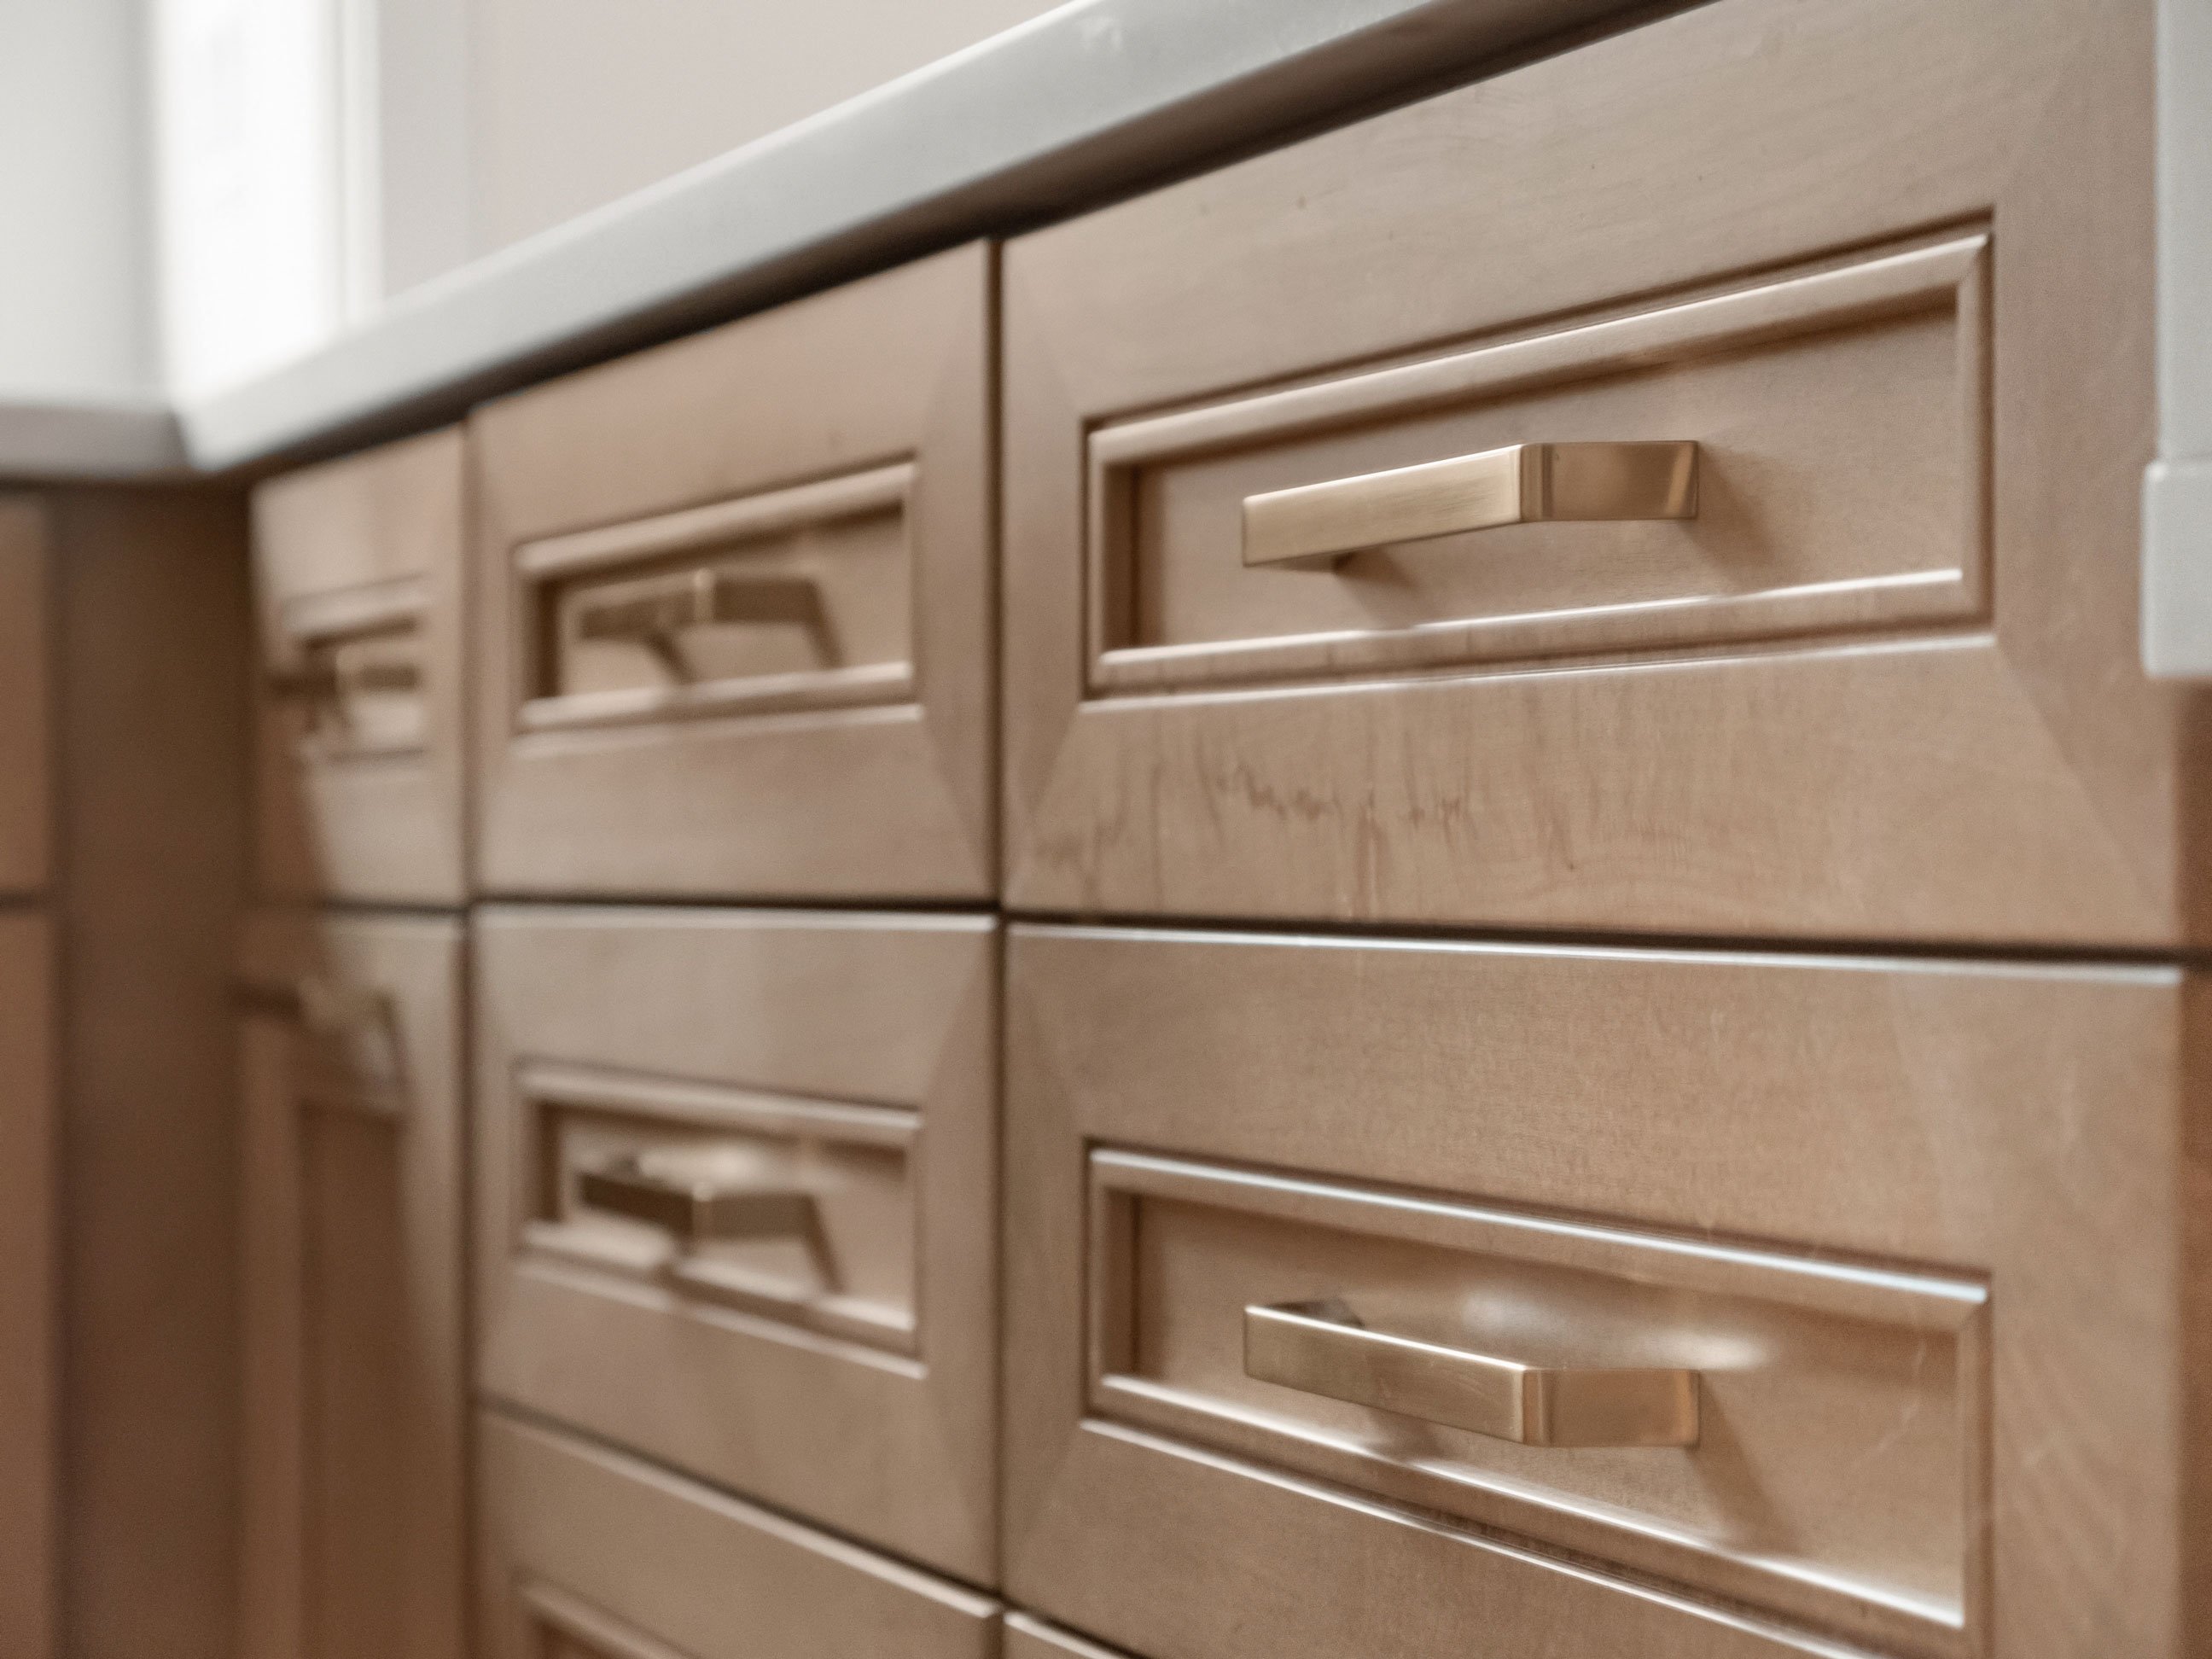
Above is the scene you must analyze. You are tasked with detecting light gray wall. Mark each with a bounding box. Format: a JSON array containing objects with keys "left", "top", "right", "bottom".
[
  {"left": 0, "top": 0, "right": 156, "bottom": 402},
  {"left": 455, "top": 0, "right": 1064, "bottom": 264},
  {"left": 2143, "top": 0, "right": 2212, "bottom": 674}
]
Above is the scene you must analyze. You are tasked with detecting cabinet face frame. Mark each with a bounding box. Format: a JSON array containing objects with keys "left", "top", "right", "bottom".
[
  {"left": 0, "top": 914, "right": 53, "bottom": 1657},
  {"left": 469, "top": 243, "right": 995, "bottom": 903},
  {"left": 0, "top": 502, "right": 49, "bottom": 894},
  {"left": 998, "top": 0, "right": 2204, "bottom": 947},
  {"left": 251, "top": 428, "right": 470, "bottom": 905},
  {"left": 236, "top": 910, "right": 469, "bottom": 1659},
  {"left": 476, "top": 1412, "right": 1000, "bottom": 1659},
  {"left": 473, "top": 905, "right": 998, "bottom": 1581},
  {"left": 1002, "top": 923, "right": 2205, "bottom": 1659}
]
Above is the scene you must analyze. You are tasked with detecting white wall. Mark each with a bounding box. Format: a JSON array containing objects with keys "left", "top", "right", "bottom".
[
  {"left": 149, "top": 0, "right": 356, "bottom": 397},
  {"left": 0, "top": 0, "right": 157, "bottom": 404},
  {"left": 459, "top": 0, "right": 1066, "bottom": 259},
  {"left": 3, "top": 0, "right": 1070, "bottom": 402}
]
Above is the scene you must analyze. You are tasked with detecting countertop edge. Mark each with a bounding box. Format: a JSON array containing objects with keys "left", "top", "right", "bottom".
[
  {"left": 9, "top": 0, "right": 1645, "bottom": 483},
  {"left": 0, "top": 400, "right": 190, "bottom": 485}
]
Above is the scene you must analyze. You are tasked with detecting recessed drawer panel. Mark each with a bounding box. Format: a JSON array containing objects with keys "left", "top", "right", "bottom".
[
  {"left": 1004, "top": 924, "right": 2198, "bottom": 1659},
  {"left": 474, "top": 906, "right": 997, "bottom": 1581},
  {"left": 523, "top": 1063, "right": 919, "bottom": 1353},
  {"left": 473, "top": 244, "right": 992, "bottom": 900},
  {"left": 1090, "top": 1150, "right": 1981, "bottom": 1655},
  {"left": 1002, "top": 0, "right": 2191, "bottom": 946},
  {"left": 1091, "top": 235, "right": 1984, "bottom": 692},
  {"left": 521, "top": 463, "right": 916, "bottom": 731},
  {"left": 478, "top": 1412, "right": 998, "bottom": 1659},
  {"left": 252, "top": 428, "right": 467, "bottom": 904}
]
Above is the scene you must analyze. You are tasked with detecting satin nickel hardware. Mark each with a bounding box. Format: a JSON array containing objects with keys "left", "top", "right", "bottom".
[
  {"left": 579, "top": 1150, "right": 817, "bottom": 1244},
  {"left": 1242, "top": 440, "right": 1699, "bottom": 568},
  {"left": 573, "top": 568, "right": 830, "bottom": 679},
  {"left": 1243, "top": 1300, "right": 1700, "bottom": 1447}
]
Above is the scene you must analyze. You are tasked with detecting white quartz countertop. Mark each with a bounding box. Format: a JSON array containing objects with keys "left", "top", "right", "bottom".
[{"left": 0, "top": 0, "right": 1639, "bottom": 484}]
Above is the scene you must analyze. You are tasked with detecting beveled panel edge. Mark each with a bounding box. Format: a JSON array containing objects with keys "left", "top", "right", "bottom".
[
  {"left": 1089, "top": 1148, "right": 1988, "bottom": 1331},
  {"left": 504, "top": 1057, "right": 926, "bottom": 1359},
  {"left": 509, "top": 461, "right": 923, "bottom": 737},
  {"left": 482, "top": 1406, "right": 1004, "bottom": 1617},
  {"left": 1069, "top": 1417, "right": 1890, "bottom": 1659},
  {"left": 277, "top": 573, "right": 432, "bottom": 641},
  {"left": 1080, "top": 1148, "right": 1980, "bottom": 1658},
  {"left": 1080, "top": 230, "right": 1991, "bottom": 693},
  {"left": 1088, "top": 235, "right": 1986, "bottom": 469},
  {"left": 519, "top": 1580, "right": 693, "bottom": 1659},
  {"left": 515, "top": 463, "right": 918, "bottom": 580},
  {"left": 521, "top": 1059, "right": 922, "bottom": 1149}
]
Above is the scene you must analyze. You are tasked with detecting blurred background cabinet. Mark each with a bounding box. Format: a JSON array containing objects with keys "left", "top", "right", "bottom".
[
  {"left": 250, "top": 430, "right": 469, "bottom": 906},
  {"left": 0, "top": 487, "right": 246, "bottom": 1659},
  {"left": 235, "top": 911, "right": 468, "bottom": 1659}
]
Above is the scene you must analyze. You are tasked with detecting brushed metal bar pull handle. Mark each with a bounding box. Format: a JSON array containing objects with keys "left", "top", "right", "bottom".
[
  {"left": 1242, "top": 440, "right": 1699, "bottom": 569},
  {"left": 1243, "top": 1300, "right": 1700, "bottom": 1447},
  {"left": 578, "top": 1155, "right": 816, "bottom": 1244}
]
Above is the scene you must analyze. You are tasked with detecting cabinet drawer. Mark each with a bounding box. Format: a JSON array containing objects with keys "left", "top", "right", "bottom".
[
  {"left": 0, "top": 502, "right": 48, "bottom": 894},
  {"left": 236, "top": 910, "right": 468, "bottom": 1659},
  {"left": 474, "top": 905, "right": 997, "bottom": 1580},
  {"left": 1001, "top": 0, "right": 2192, "bottom": 946},
  {"left": 478, "top": 1412, "right": 998, "bottom": 1659},
  {"left": 251, "top": 429, "right": 468, "bottom": 904},
  {"left": 472, "top": 244, "right": 992, "bottom": 900},
  {"left": 1004, "top": 925, "right": 2203, "bottom": 1658}
]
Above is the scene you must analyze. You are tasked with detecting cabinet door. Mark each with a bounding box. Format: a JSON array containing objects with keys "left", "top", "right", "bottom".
[
  {"left": 252, "top": 428, "right": 469, "bottom": 904},
  {"left": 479, "top": 1412, "right": 998, "bottom": 1659},
  {"left": 236, "top": 911, "right": 467, "bottom": 1659},
  {"left": 999, "top": 0, "right": 2202, "bottom": 947},
  {"left": 471, "top": 243, "right": 992, "bottom": 902},
  {"left": 1004, "top": 923, "right": 2207, "bottom": 1659},
  {"left": 0, "top": 501, "right": 49, "bottom": 894},
  {"left": 475, "top": 905, "right": 997, "bottom": 1580},
  {"left": 0, "top": 914, "right": 53, "bottom": 1656}
]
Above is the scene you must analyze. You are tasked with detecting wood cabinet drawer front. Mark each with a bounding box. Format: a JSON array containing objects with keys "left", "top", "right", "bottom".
[
  {"left": 251, "top": 429, "right": 467, "bottom": 904},
  {"left": 475, "top": 906, "right": 997, "bottom": 1580},
  {"left": 479, "top": 1412, "right": 998, "bottom": 1659},
  {"left": 473, "top": 244, "right": 992, "bottom": 901},
  {"left": 236, "top": 911, "right": 468, "bottom": 1659},
  {"left": 1004, "top": 925, "right": 2200, "bottom": 1659},
  {"left": 1003, "top": 0, "right": 2190, "bottom": 946},
  {"left": 0, "top": 504, "right": 46, "bottom": 894}
]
